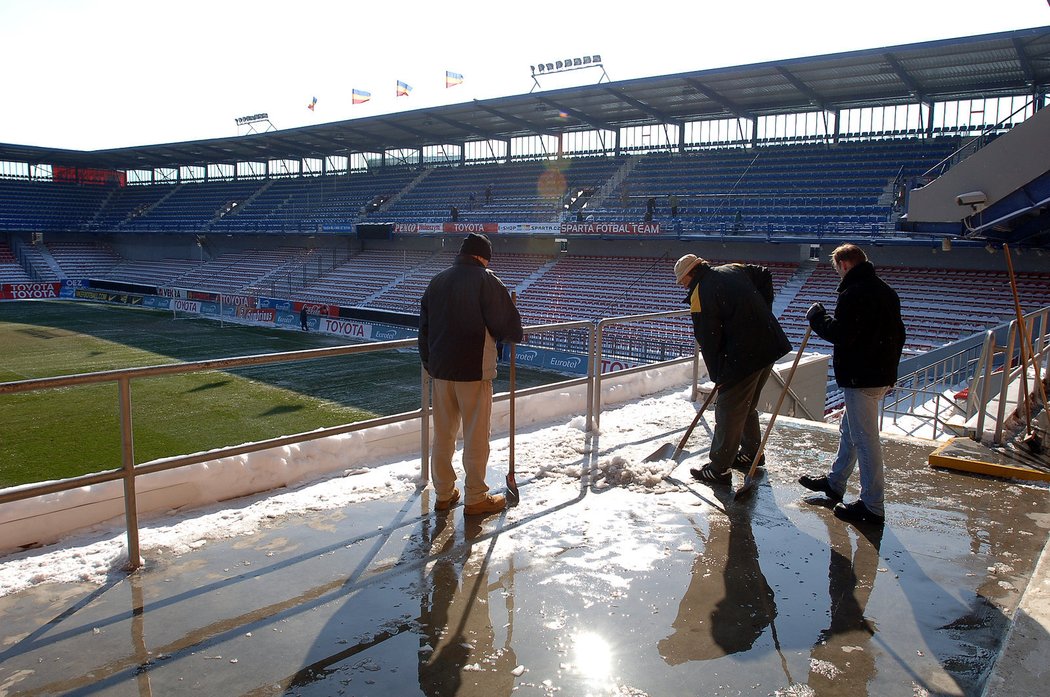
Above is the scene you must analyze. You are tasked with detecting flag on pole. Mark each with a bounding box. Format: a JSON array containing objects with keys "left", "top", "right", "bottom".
[
  {"left": 307, "top": 96, "right": 317, "bottom": 111},
  {"left": 396, "top": 80, "right": 412, "bottom": 97},
  {"left": 445, "top": 71, "right": 464, "bottom": 88},
  {"left": 352, "top": 89, "right": 371, "bottom": 104}
]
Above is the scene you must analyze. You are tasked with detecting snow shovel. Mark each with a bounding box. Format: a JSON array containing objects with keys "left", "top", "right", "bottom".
[
  {"left": 735, "top": 327, "right": 811, "bottom": 500},
  {"left": 505, "top": 294, "right": 520, "bottom": 505},
  {"left": 1004, "top": 244, "right": 1048, "bottom": 454},
  {"left": 644, "top": 385, "right": 719, "bottom": 463}
]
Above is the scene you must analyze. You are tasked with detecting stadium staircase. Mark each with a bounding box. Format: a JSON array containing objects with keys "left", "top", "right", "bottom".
[
  {"left": 7, "top": 237, "right": 59, "bottom": 280},
  {"left": 564, "top": 155, "right": 640, "bottom": 220},
  {"left": 772, "top": 260, "right": 818, "bottom": 319},
  {"left": 375, "top": 168, "right": 432, "bottom": 215},
  {"left": 86, "top": 187, "right": 119, "bottom": 230},
  {"left": 515, "top": 258, "right": 560, "bottom": 294},
  {"left": 209, "top": 179, "right": 275, "bottom": 229},
  {"left": 120, "top": 183, "right": 183, "bottom": 229},
  {"left": 0, "top": 240, "right": 32, "bottom": 283}
]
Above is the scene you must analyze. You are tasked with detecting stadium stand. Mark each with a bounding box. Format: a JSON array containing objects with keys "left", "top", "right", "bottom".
[
  {"left": 1, "top": 26, "right": 1047, "bottom": 414},
  {"left": 0, "top": 240, "right": 33, "bottom": 283},
  {"left": 0, "top": 141, "right": 962, "bottom": 234}
]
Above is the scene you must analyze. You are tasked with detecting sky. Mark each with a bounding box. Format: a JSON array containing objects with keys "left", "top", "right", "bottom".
[{"left": 1, "top": 0, "right": 1048, "bottom": 152}]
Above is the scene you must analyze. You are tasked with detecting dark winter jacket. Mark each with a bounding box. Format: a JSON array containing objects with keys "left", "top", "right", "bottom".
[
  {"left": 809, "top": 260, "right": 906, "bottom": 388},
  {"left": 419, "top": 255, "right": 524, "bottom": 382},
  {"left": 684, "top": 262, "right": 791, "bottom": 387}
]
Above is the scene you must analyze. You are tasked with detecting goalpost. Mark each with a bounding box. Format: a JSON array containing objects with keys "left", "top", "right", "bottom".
[{"left": 171, "top": 296, "right": 225, "bottom": 328}]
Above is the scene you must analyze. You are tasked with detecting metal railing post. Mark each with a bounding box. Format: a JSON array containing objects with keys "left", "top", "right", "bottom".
[
  {"left": 691, "top": 348, "right": 700, "bottom": 402},
  {"left": 117, "top": 376, "right": 141, "bottom": 571},
  {"left": 585, "top": 324, "right": 596, "bottom": 433},
  {"left": 974, "top": 331, "right": 997, "bottom": 439},
  {"left": 994, "top": 322, "right": 1018, "bottom": 445},
  {"left": 592, "top": 321, "right": 605, "bottom": 432},
  {"left": 420, "top": 367, "right": 430, "bottom": 483}
]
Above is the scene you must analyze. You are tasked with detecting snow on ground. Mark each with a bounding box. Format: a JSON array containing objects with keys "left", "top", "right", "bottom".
[
  {"left": 0, "top": 385, "right": 707, "bottom": 597},
  {"left": 0, "top": 370, "right": 973, "bottom": 599}
]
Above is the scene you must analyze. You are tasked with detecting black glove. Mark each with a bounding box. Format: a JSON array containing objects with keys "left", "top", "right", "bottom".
[{"left": 806, "top": 302, "right": 825, "bottom": 322}]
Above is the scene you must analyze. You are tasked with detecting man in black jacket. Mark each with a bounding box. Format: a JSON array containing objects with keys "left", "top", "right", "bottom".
[
  {"left": 420, "top": 233, "right": 524, "bottom": 516},
  {"left": 674, "top": 254, "right": 792, "bottom": 485},
  {"left": 800, "top": 244, "right": 905, "bottom": 526}
]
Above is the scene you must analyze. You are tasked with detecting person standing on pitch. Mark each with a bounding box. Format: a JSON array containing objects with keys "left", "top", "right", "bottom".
[
  {"left": 799, "top": 244, "right": 905, "bottom": 526},
  {"left": 419, "top": 233, "right": 524, "bottom": 516},
  {"left": 674, "top": 254, "right": 791, "bottom": 485}
]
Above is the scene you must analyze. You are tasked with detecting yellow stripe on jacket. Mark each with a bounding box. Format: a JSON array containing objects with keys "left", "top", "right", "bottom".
[{"left": 689, "top": 285, "right": 702, "bottom": 313}]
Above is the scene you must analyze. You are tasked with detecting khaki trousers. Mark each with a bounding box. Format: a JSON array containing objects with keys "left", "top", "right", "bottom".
[{"left": 430, "top": 378, "right": 493, "bottom": 505}]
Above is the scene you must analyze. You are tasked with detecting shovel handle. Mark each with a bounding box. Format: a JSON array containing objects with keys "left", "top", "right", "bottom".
[
  {"left": 749, "top": 327, "right": 810, "bottom": 476},
  {"left": 672, "top": 385, "right": 719, "bottom": 458},
  {"left": 509, "top": 292, "right": 517, "bottom": 476},
  {"left": 1004, "top": 244, "right": 1050, "bottom": 426}
]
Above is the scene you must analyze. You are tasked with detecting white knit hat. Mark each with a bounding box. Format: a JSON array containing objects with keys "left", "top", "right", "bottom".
[{"left": 674, "top": 254, "right": 703, "bottom": 284}]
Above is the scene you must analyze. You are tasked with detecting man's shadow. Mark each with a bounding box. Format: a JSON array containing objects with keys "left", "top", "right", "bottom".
[
  {"left": 416, "top": 511, "right": 518, "bottom": 697},
  {"left": 658, "top": 487, "right": 779, "bottom": 663},
  {"left": 805, "top": 505, "right": 883, "bottom": 693}
]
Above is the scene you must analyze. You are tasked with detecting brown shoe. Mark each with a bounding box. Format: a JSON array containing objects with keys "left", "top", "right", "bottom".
[
  {"left": 435, "top": 488, "right": 460, "bottom": 511},
  {"left": 464, "top": 493, "right": 506, "bottom": 516}
]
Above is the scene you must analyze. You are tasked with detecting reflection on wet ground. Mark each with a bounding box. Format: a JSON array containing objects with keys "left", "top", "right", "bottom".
[{"left": 1, "top": 420, "right": 1048, "bottom": 696}]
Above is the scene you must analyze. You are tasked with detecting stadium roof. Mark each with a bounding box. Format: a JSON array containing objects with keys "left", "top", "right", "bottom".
[{"left": 2, "top": 26, "right": 1049, "bottom": 171}]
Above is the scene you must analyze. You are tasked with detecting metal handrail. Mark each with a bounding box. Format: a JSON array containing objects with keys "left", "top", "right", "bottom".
[
  {"left": 592, "top": 309, "right": 699, "bottom": 430},
  {"left": 0, "top": 338, "right": 418, "bottom": 568},
  {"left": 969, "top": 307, "right": 1050, "bottom": 444},
  {"left": 884, "top": 306, "right": 1050, "bottom": 444},
  {"left": 0, "top": 312, "right": 705, "bottom": 568}
]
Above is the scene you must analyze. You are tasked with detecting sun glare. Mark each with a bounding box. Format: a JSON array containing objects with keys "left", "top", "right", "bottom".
[{"left": 573, "top": 631, "right": 614, "bottom": 685}]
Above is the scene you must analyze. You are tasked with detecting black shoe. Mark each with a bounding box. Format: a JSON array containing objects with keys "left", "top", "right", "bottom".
[
  {"left": 733, "top": 451, "right": 765, "bottom": 472},
  {"left": 689, "top": 464, "right": 732, "bottom": 485},
  {"left": 799, "top": 474, "right": 843, "bottom": 502},
  {"left": 833, "top": 500, "right": 885, "bottom": 526}
]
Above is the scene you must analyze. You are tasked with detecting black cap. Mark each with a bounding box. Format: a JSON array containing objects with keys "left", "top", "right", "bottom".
[{"left": 459, "top": 232, "right": 492, "bottom": 261}]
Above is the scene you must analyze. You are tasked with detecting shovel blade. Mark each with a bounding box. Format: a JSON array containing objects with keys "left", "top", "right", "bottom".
[
  {"left": 644, "top": 443, "right": 678, "bottom": 463},
  {"left": 733, "top": 475, "right": 758, "bottom": 500},
  {"left": 505, "top": 473, "right": 520, "bottom": 506}
]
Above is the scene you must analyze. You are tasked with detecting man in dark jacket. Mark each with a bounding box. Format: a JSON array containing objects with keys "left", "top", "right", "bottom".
[
  {"left": 674, "top": 254, "right": 792, "bottom": 485},
  {"left": 420, "top": 233, "right": 524, "bottom": 516},
  {"left": 800, "top": 244, "right": 905, "bottom": 526}
]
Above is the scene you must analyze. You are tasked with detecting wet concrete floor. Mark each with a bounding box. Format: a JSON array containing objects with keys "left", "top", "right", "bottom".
[{"left": 1, "top": 418, "right": 1048, "bottom": 697}]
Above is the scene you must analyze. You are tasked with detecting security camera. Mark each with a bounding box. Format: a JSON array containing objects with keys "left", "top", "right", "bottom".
[{"left": 956, "top": 191, "right": 987, "bottom": 207}]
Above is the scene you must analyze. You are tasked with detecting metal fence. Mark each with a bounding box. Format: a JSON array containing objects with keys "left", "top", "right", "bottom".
[
  {"left": 0, "top": 310, "right": 699, "bottom": 570},
  {"left": 884, "top": 306, "right": 1050, "bottom": 442}
]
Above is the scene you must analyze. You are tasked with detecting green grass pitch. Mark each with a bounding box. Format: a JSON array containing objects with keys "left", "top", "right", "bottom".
[{"left": 0, "top": 300, "right": 554, "bottom": 488}]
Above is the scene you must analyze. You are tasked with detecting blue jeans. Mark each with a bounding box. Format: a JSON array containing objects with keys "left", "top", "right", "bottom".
[{"left": 827, "top": 386, "right": 888, "bottom": 517}]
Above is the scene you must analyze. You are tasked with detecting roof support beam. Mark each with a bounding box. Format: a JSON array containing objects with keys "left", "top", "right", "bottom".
[
  {"left": 882, "top": 53, "right": 928, "bottom": 101},
  {"left": 535, "top": 97, "right": 614, "bottom": 132},
  {"left": 472, "top": 100, "right": 560, "bottom": 138},
  {"left": 683, "top": 79, "right": 754, "bottom": 121},
  {"left": 420, "top": 110, "right": 498, "bottom": 141},
  {"left": 602, "top": 87, "right": 683, "bottom": 127},
  {"left": 1012, "top": 37, "right": 1036, "bottom": 85},
  {"left": 385, "top": 121, "right": 437, "bottom": 141},
  {"left": 775, "top": 66, "right": 830, "bottom": 110},
  {"left": 300, "top": 132, "right": 364, "bottom": 152}
]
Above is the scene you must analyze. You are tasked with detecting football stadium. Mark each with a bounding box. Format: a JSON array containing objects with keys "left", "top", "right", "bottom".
[{"left": 1, "top": 22, "right": 1050, "bottom": 697}]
